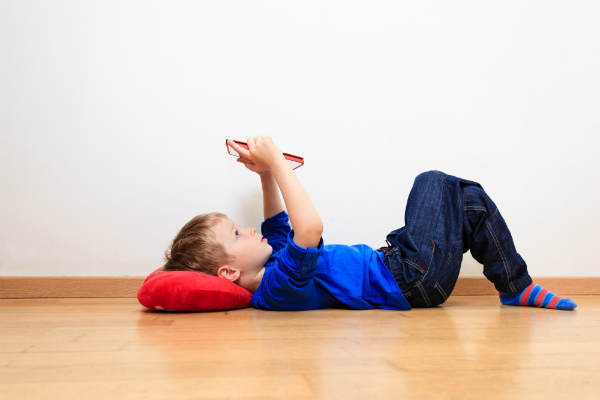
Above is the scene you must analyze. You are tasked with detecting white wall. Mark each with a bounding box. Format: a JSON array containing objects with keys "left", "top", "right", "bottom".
[{"left": 1, "top": 1, "right": 599, "bottom": 277}]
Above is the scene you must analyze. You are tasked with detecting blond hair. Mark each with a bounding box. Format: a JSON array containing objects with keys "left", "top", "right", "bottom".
[{"left": 161, "top": 212, "right": 233, "bottom": 275}]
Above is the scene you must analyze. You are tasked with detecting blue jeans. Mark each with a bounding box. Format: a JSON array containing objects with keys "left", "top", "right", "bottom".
[{"left": 382, "top": 171, "right": 533, "bottom": 308}]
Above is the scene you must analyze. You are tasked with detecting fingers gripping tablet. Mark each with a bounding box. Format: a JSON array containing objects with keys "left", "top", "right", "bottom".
[{"left": 225, "top": 139, "right": 304, "bottom": 170}]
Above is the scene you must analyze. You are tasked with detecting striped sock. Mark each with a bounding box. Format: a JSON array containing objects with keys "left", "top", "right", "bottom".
[{"left": 499, "top": 283, "right": 577, "bottom": 310}]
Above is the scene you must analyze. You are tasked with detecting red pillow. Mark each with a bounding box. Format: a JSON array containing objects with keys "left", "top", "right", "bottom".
[{"left": 137, "top": 268, "right": 253, "bottom": 311}]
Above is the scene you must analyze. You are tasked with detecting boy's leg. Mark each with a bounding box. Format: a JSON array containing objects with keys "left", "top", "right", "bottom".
[
  {"left": 463, "top": 185, "right": 576, "bottom": 310},
  {"left": 384, "top": 170, "right": 576, "bottom": 310},
  {"left": 462, "top": 185, "right": 531, "bottom": 293},
  {"left": 384, "top": 170, "right": 465, "bottom": 308}
]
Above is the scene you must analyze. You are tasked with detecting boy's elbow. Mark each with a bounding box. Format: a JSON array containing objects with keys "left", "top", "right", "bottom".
[
  {"left": 296, "top": 227, "right": 322, "bottom": 238},
  {"left": 297, "top": 221, "right": 323, "bottom": 237},
  {"left": 309, "top": 222, "right": 323, "bottom": 238},
  {"left": 313, "top": 221, "right": 323, "bottom": 235},
  {"left": 294, "top": 226, "right": 323, "bottom": 249}
]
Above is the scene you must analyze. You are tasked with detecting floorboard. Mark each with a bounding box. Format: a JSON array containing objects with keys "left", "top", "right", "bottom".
[{"left": 1, "top": 296, "right": 598, "bottom": 399}]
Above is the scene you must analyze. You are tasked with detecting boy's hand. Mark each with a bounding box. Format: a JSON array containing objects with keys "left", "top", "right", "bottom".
[
  {"left": 235, "top": 156, "right": 269, "bottom": 174},
  {"left": 228, "top": 136, "right": 285, "bottom": 174},
  {"left": 229, "top": 137, "right": 322, "bottom": 249}
]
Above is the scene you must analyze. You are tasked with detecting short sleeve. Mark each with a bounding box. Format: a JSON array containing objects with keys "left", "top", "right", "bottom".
[
  {"left": 260, "top": 210, "right": 291, "bottom": 253},
  {"left": 281, "top": 229, "right": 324, "bottom": 275},
  {"left": 251, "top": 229, "right": 325, "bottom": 310}
]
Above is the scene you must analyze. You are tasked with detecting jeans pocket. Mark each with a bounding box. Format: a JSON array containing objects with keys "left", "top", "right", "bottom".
[
  {"left": 399, "top": 255, "right": 427, "bottom": 291},
  {"left": 435, "top": 240, "right": 463, "bottom": 302},
  {"left": 384, "top": 248, "right": 425, "bottom": 291}
]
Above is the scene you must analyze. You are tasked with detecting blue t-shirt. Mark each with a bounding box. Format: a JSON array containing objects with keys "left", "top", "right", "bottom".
[{"left": 250, "top": 210, "right": 412, "bottom": 311}]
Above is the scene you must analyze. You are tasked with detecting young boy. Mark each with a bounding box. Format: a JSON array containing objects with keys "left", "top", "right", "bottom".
[{"left": 162, "top": 136, "right": 576, "bottom": 311}]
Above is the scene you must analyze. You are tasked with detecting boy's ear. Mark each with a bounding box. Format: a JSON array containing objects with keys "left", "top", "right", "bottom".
[{"left": 217, "top": 265, "right": 240, "bottom": 283}]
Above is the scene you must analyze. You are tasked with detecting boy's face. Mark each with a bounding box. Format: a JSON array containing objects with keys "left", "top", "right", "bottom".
[{"left": 212, "top": 217, "right": 272, "bottom": 287}]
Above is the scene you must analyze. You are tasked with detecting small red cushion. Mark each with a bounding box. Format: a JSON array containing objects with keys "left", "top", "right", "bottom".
[{"left": 137, "top": 268, "right": 253, "bottom": 311}]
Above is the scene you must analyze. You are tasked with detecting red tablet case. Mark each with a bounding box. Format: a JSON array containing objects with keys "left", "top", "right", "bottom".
[{"left": 226, "top": 139, "right": 304, "bottom": 170}]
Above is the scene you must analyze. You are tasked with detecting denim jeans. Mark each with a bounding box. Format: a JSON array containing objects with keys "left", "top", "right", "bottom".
[{"left": 382, "top": 170, "right": 533, "bottom": 308}]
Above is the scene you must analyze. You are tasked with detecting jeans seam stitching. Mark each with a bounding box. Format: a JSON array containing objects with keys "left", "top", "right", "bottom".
[
  {"left": 405, "top": 259, "right": 423, "bottom": 272},
  {"left": 401, "top": 259, "right": 431, "bottom": 293},
  {"left": 436, "top": 283, "right": 448, "bottom": 301},
  {"left": 429, "top": 174, "right": 447, "bottom": 267},
  {"left": 437, "top": 245, "right": 454, "bottom": 287},
  {"left": 485, "top": 215, "right": 514, "bottom": 292},
  {"left": 428, "top": 241, "right": 436, "bottom": 267},
  {"left": 416, "top": 281, "right": 431, "bottom": 307},
  {"left": 464, "top": 206, "right": 487, "bottom": 211},
  {"left": 436, "top": 241, "right": 460, "bottom": 301},
  {"left": 404, "top": 261, "right": 433, "bottom": 295}
]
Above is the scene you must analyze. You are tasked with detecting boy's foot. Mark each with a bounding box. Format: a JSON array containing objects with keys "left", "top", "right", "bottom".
[{"left": 499, "top": 283, "right": 577, "bottom": 310}]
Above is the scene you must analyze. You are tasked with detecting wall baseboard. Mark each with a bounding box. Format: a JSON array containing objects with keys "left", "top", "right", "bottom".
[
  {"left": 0, "top": 277, "right": 145, "bottom": 299},
  {"left": 452, "top": 277, "right": 599, "bottom": 296},
  {"left": 0, "top": 276, "right": 598, "bottom": 299}
]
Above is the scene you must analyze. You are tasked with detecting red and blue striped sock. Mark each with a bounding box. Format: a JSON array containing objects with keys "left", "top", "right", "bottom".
[{"left": 499, "top": 283, "right": 577, "bottom": 310}]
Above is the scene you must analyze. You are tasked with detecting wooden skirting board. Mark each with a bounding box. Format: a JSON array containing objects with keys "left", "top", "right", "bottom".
[
  {"left": 0, "top": 276, "right": 598, "bottom": 299},
  {"left": 0, "top": 277, "right": 145, "bottom": 299}
]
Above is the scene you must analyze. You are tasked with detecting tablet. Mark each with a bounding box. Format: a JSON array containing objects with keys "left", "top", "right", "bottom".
[{"left": 226, "top": 139, "right": 304, "bottom": 170}]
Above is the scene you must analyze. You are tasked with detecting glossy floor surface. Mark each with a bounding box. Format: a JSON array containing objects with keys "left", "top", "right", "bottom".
[{"left": 1, "top": 296, "right": 598, "bottom": 400}]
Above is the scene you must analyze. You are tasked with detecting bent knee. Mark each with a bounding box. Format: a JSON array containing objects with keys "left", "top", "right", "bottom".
[
  {"left": 415, "top": 170, "right": 446, "bottom": 185},
  {"left": 463, "top": 186, "right": 496, "bottom": 212}
]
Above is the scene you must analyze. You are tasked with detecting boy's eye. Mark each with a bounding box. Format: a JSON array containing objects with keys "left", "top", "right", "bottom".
[{"left": 236, "top": 230, "right": 240, "bottom": 238}]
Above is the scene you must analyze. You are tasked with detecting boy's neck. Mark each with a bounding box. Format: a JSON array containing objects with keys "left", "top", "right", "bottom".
[{"left": 241, "top": 267, "right": 265, "bottom": 294}]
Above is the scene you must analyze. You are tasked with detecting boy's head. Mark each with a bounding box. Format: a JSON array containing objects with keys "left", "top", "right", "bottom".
[{"left": 162, "top": 212, "right": 272, "bottom": 290}]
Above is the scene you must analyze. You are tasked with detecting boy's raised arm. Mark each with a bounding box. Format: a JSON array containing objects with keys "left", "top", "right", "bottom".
[
  {"left": 228, "top": 137, "right": 323, "bottom": 249},
  {"left": 259, "top": 170, "right": 284, "bottom": 220},
  {"left": 269, "top": 156, "right": 323, "bottom": 249}
]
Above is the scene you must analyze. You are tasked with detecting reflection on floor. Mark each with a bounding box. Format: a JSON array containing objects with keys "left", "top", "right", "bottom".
[{"left": 1, "top": 296, "right": 599, "bottom": 399}]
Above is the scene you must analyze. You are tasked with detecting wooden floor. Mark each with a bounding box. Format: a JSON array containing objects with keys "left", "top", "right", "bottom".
[{"left": 1, "top": 296, "right": 599, "bottom": 400}]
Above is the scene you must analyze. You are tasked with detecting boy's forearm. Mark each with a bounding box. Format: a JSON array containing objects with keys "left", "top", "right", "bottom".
[
  {"left": 259, "top": 171, "right": 284, "bottom": 220},
  {"left": 268, "top": 159, "right": 323, "bottom": 235}
]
